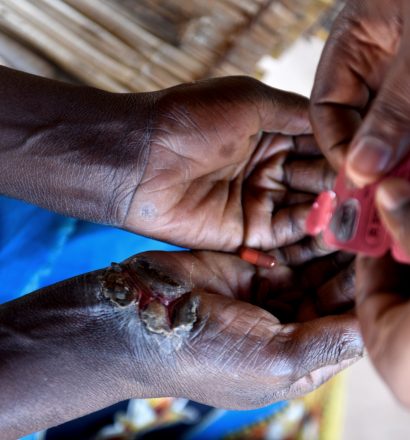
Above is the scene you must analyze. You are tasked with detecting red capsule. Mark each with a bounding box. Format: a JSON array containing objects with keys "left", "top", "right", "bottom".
[{"left": 239, "top": 247, "right": 276, "bottom": 268}]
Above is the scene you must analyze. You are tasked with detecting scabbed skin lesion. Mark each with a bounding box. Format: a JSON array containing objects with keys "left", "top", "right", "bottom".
[
  {"left": 99, "top": 257, "right": 199, "bottom": 337},
  {"left": 100, "top": 262, "right": 136, "bottom": 307},
  {"left": 140, "top": 293, "right": 199, "bottom": 335}
]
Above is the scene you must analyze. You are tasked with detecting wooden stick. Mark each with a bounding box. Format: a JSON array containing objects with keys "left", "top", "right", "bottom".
[
  {"left": 41, "top": 0, "right": 185, "bottom": 86},
  {"left": 0, "top": 53, "right": 10, "bottom": 67},
  {"left": 0, "top": 29, "right": 57, "bottom": 77},
  {"left": 0, "top": 0, "right": 157, "bottom": 91},
  {"left": 0, "top": 2, "right": 129, "bottom": 92},
  {"left": 66, "top": 0, "right": 205, "bottom": 77},
  {"left": 36, "top": 0, "right": 167, "bottom": 88}
]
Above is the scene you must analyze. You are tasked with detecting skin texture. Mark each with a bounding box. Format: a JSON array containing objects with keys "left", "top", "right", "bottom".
[
  {"left": 310, "top": 0, "right": 410, "bottom": 187},
  {"left": 125, "top": 77, "right": 329, "bottom": 251},
  {"left": 0, "top": 67, "right": 331, "bottom": 252},
  {"left": 0, "top": 249, "right": 362, "bottom": 439},
  {"left": 356, "top": 177, "right": 410, "bottom": 407},
  {"left": 0, "top": 66, "right": 155, "bottom": 224},
  {"left": 0, "top": 66, "right": 361, "bottom": 435},
  {"left": 310, "top": 0, "right": 410, "bottom": 407}
]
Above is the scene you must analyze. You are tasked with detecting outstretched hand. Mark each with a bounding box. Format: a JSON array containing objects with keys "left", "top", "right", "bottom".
[
  {"left": 0, "top": 246, "right": 361, "bottom": 438},
  {"left": 116, "top": 249, "right": 361, "bottom": 409},
  {"left": 125, "top": 76, "right": 334, "bottom": 251}
]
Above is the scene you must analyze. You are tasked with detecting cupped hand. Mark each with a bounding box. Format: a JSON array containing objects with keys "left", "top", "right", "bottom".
[
  {"left": 311, "top": 0, "right": 410, "bottom": 186},
  {"left": 113, "top": 249, "right": 362, "bottom": 409},
  {"left": 355, "top": 177, "right": 410, "bottom": 407},
  {"left": 124, "top": 76, "right": 334, "bottom": 251}
]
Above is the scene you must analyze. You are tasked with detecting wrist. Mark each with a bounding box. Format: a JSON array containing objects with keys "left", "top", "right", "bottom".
[
  {"left": 0, "top": 268, "right": 157, "bottom": 437},
  {"left": 0, "top": 67, "right": 156, "bottom": 226}
]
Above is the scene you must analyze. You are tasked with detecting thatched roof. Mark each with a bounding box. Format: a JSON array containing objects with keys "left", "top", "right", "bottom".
[{"left": 0, "top": 0, "right": 341, "bottom": 90}]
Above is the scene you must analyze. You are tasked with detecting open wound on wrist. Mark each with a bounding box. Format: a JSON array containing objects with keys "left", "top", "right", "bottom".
[{"left": 99, "top": 258, "right": 199, "bottom": 338}]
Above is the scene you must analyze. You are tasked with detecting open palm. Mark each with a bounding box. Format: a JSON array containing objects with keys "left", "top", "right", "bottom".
[
  {"left": 116, "top": 249, "right": 361, "bottom": 409},
  {"left": 125, "top": 77, "right": 333, "bottom": 252}
]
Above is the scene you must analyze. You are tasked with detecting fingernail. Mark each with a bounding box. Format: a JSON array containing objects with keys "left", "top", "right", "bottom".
[
  {"left": 348, "top": 136, "right": 393, "bottom": 182},
  {"left": 377, "top": 179, "right": 410, "bottom": 212}
]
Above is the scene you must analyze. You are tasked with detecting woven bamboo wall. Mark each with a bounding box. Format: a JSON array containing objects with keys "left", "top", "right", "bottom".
[{"left": 0, "top": 0, "right": 342, "bottom": 91}]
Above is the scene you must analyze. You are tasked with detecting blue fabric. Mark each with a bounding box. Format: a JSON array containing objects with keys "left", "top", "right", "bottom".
[
  {"left": 0, "top": 196, "right": 76, "bottom": 302},
  {"left": 0, "top": 196, "right": 180, "bottom": 304}
]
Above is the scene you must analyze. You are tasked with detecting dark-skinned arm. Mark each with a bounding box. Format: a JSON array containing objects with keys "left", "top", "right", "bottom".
[
  {"left": 0, "top": 250, "right": 362, "bottom": 439},
  {"left": 1, "top": 66, "right": 326, "bottom": 252},
  {"left": 0, "top": 65, "right": 153, "bottom": 224}
]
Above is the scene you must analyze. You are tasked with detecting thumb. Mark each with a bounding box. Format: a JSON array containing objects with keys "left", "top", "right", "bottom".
[
  {"left": 376, "top": 177, "right": 410, "bottom": 255},
  {"left": 257, "top": 84, "right": 312, "bottom": 135},
  {"left": 346, "top": 52, "right": 410, "bottom": 187}
]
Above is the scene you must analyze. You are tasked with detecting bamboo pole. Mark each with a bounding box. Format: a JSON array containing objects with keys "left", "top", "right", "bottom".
[
  {"left": 65, "top": 0, "right": 205, "bottom": 79},
  {"left": 0, "top": 54, "right": 9, "bottom": 67},
  {"left": 46, "top": 0, "right": 192, "bottom": 85},
  {"left": 35, "top": 0, "right": 170, "bottom": 88},
  {"left": 100, "top": 0, "right": 206, "bottom": 71},
  {"left": 0, "top": 29, "right": 57, "bottom": 77},
  {"left": 99, "top": 0, "right": 229, "bottom": 78},
  {"left": 115, "top": 0, "right": 189, "bottom": 46},
  {"left": 0, "top": 0, "right": 157, "bottom": 91},
  {"left": 0, "top": 0, "right": 336, "bottom": 92},
  {"left": 221, "top": 0, "right": 261, "bottom": 16},
  {"left": 0, "top": 2, "right": 129, "bottom": 92}
]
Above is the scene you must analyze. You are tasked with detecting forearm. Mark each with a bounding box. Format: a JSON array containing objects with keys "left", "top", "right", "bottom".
[
  {"left": 0, "top": 66, "right": 154, "bottom": 225},
  {"left": 0, "top": 267, "right": 157, "bottom": 439}
]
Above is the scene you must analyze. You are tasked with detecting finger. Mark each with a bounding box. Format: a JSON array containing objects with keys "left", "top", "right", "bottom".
[
  {"left": 315, "top": 262, "right": 356, "bottom": 315},
  {"left": 246, "top": 134, "right": 322, "bottom": 180},
  {"left": 245, "top": 134, "right": 292, "bottom": 178},
  {"left": 355, "top": 255, "right": 410, "bottom": 406},
  {"left": 243, "top": 185, "right": 312, "bottom": 249},
  {"left": 274, "top": 257, "right": 355, "bottom": 322},
  {"left": 310, "top": 3, "right": 397, "bottom": 172},
  {"left": 244, "top": 153, "right": 335, "bottom": 250},
  {"left": 376, "top": 178, "right": 410, "bottom": 253},
  {"left": 273, "top": 357, "right": 360, "bottom": 402},
  {"left": 346, "top": 69, "right": 410, "bottom": 185},
  {"left": 257, "top": 83, "right": 312, "bottom": 135},
  {"left": 247, "top": 139, "right": 333, "bottom": 194},
  {"left": 345, "top": 13, "right": 410, "bottom": 187},
  {"left": 276, "top": 191, "right": 316, "bottom": 206},
  {"left": 298, "top": 252, "right": 354, "bottom": 291},
  {"left": 269, "top": 204, "right": 311, "bottom": 249},
  {"left": 310, "top": 30, "right": 369, "bottom": 170},
  {"left": 197, "top": 294, "right": 362, "bottom": 404},
  {"left": 356, "top": 254, "right": 405, "bottom": 328},
  {"left": 252, "top": 265, "right": 295, "bottom": 305},
  {"left": 272, "top": 234, "right": 336, "bottom": 266},
  {"left": 268, "top": 314, "right": 363, "bottom": 385},
  {"left": 262, "top": 254, "right": 354, "bottom": 322},
  {"left": 282, "top": 157, "right": 335, "bottom": 193},
  {"left": 292, "top": 135, "right": 323, "bottom": 157}
]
